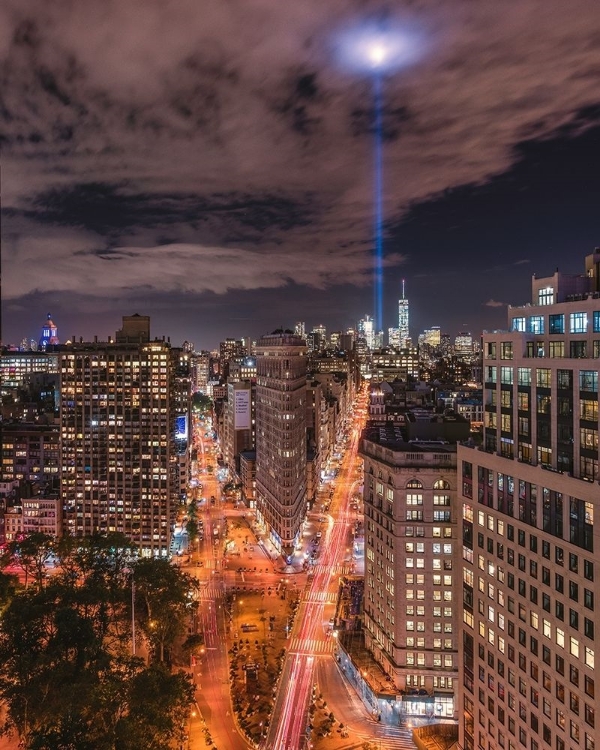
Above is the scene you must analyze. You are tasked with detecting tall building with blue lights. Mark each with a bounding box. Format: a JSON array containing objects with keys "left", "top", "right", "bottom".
[{"left": 39, "top": 313, "right": 59, "bottom": 350}]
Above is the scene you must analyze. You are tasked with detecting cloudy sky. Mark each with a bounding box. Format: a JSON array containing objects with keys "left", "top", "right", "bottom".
[{"left": 2, "top": 0, "right": 600, "bottom": 349}]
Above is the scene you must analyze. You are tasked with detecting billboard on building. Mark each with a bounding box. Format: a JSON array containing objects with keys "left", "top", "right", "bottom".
[
  {"left": 234, "top": 390, "right": 250, "bottom": 430},
  {"left": 175, "top": 415, "right": 188, "bottom": 441}
]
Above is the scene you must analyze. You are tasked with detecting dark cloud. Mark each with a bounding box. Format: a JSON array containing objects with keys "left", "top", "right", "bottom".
[{"left": 7, "top": 182, "right": 317, "bottom": 237}]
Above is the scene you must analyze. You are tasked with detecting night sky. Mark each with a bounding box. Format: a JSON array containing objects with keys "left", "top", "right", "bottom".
[{"left": 2, "top": 1, "right": 600, "bottom": 350}]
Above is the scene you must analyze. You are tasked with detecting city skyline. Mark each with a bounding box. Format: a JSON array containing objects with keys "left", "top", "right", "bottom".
[{"left": 2, "top": 1, "right": 600, "bottom": 350}]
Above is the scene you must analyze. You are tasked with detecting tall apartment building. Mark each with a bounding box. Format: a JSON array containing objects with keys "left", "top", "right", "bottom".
[
  {"left": 458, "top": 251, "right": 600, "bottom": 750},
  {"left": 360, "top": 423, "right": 459, "bottom": 720},
  {"left": 60, "top": 317, "right": 187, "bottom": 555},
  {"left": 255, "top": 331, "right": 307, "bottom": 559}
]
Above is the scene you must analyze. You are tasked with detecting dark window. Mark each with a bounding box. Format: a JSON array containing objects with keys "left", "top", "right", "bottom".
[
  {"left": 585, "top": 676, "right": 595, "bottom": 698},
  {"left": 570, "top": 665, "right": 579, "bottom": 687},
  {"left": 542, "top": 646, "right": 551, "bottom": 665},
  {"left": 542, "top": 567, "right": 550, "bottom": 585},
  {"left": 584, "top": 588, "right": 594, "bottom": 610},
  {"left": 555, "top": 574, "right": 564, "bottom": 593},
  {"left": 585, "top": 618, "right": 594, "bottom": 639},
  {"left": 555, "top": 601, "right": 564, "bottom": 620},
  {"left": 542, "top": 540, "right": 550, "bottom": 559},
  {"left": 584, "top": 559, "right": 594, "bottom": 581},
  {"left": 542, "top": 593, "right": 550, "bottom": 612},
  {"left": 569, "top": 553, "right": 579, "bottom": 573},
  {"left": 570, "top": 609, "right": 579, "bottom": 629},
  {"left": 585, "top": 703, "right": 595, "bottom": 728},
  {"left": 530, "top": 535, "right": 538, "bottom": 553},
  {"left": 569, "top": 581, "right": 579, "bottom": 601}
]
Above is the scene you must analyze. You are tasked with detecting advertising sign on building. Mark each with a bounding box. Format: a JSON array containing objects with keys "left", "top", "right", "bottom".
[{"left": 234, "top": 390, "right": 251, "bottom": 431}]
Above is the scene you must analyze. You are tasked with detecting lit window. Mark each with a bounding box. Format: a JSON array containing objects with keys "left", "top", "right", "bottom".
[
  {"left": 570, "top": 312, "right": 588, "bottom": 334},
  {"left": 538, "top": 286, "right": 554, "bottom": 305},
  {"left": 528, "top": 316, "right": 544, "bottom": 334}
]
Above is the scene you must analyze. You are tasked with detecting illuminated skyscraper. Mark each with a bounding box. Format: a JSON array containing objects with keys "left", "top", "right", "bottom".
[
  {"left": 60, "top": 317, "right": 188, "bottom": 556},
  {"left": 255, "top": 331, "right": 307, "bottom": 559},
  {"left": 39, "top": 313, "right": 59, "bottom": 350},
  {"left": 398, "top": 280, "right": 409, "bottom": 347},
  {"left": 358, "top": 315, "right": 375, "bottom": 350}
]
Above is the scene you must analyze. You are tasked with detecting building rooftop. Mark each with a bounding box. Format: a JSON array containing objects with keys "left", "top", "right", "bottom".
[{"left": 362, "top": 421, "right": 457, "bottom": 453}]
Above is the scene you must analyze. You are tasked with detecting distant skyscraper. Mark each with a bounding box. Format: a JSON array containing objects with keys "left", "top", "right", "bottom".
[
  {"left": 39, "top": 313, "right": 59, "bottom": 350},
  {"left": 398, "top": 280, "right": 409, "bottom": 347},
  {"left": 255, "top": 331, "right": 307, "bottom": 559},
  {"left": 454, "top": 331, "right": 473, "bottom": 359},
  {"left": 388, "top": 327, "right": 400, "bottom": 348},
  {"left": 358, "top": 315, "right": 375, "bottom": 350},
  {"left": 423, "top": 326, "right": 441, "bottom": 346},
  {"left": 294, "top": 321, "right": 306, "bottom": 339}
]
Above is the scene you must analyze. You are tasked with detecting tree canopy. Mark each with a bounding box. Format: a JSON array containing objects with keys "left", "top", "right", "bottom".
[{"left": 0, "top": 533, "right": 195, "bottom": 749}]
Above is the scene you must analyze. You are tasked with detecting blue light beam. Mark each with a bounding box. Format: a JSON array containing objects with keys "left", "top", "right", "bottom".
[{"left": 374, "top": 72, "right": 384, "bottom": 333}]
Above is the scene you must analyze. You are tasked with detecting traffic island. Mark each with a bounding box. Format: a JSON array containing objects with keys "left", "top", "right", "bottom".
[{"left": 225, "top": 587, "right": 301, "bottom": 746}]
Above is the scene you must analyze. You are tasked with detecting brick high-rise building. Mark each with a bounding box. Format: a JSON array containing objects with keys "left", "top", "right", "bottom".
[
  {"left": 458, "top": 250, "right": 600, "bottom": 750},
  {"left": 255, "top": 331, "right": 307, "bottom": 559}
]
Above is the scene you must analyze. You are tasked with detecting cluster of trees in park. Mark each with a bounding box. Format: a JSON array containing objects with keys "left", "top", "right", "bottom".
[{"left": 0, "top": 532, "right": 200, "bottom": 750}]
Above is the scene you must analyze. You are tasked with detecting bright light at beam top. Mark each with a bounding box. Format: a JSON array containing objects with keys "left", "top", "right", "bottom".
[
  {"left": 335, "top": 24, "right": 423, "bottom": 74},
  {"left": 368, "top": 44, "right": 387, "bottom": 68}
]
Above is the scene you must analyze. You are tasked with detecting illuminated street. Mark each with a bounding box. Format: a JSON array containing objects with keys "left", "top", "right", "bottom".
[{"left": 180, "top": 392, "right": 401, "bottom": 750}]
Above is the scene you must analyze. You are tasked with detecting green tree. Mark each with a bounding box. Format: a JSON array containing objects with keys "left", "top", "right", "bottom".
[
  {"left": 2, "top": 532, "right": 54, "bottom": 590},
  {"left": 0, "top": 541, "right": 194, "bottom": 749},
  {"left": 133, "top": 559, "right": 198, "bottom": 664},
  {"left": 185, "top": 518, "right": 199, "bottom": 548},
  {"left": 0, "top": 570, "right": 19, "bottom": 615}
]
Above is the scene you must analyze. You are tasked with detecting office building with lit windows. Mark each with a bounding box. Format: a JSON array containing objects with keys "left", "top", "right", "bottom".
[
  {"left": 60, "top": 317, "right": 186, "bottom": 555},
  {"left": 255, "top": 331, "right": 307, "bottom": 559},
  {"left": 398, "top": 280, "right": 410, "bottom": 348},
  {"left": 360, "top": 422, "right": 459, "bottom": 720},
  {"left": 458, "top": 250, "right": 600, "bottom": 750}
]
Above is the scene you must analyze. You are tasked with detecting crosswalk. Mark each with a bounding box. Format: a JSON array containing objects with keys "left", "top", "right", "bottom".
[
  {"left": 288, "top": 637, "right": 335, "bottom": 655},
  {"left": 197, "top": 583, "right": 222, "bottom": 600},
  {"left": 352, "top": 727, "right": 417, "bottom": 750},
  {"left": 311, "top": 562, "right": 354, "bottom": 576},
  {"left": 304, "top": 590, "right": 338, "bottom": 604}
]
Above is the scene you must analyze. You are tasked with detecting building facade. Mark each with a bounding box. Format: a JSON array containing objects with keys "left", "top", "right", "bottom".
[
  {"left": 255, "top": 332, "right": 307, "bottom": 559},
  {"left": 361, "top": 425, "right": 459, "bottom": 719},
  {"left": 60, "top": 321, "right": 186, "bottom": 556},
  {"left": 458, "top": 251, "right": 600, "bottom": 750}
]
